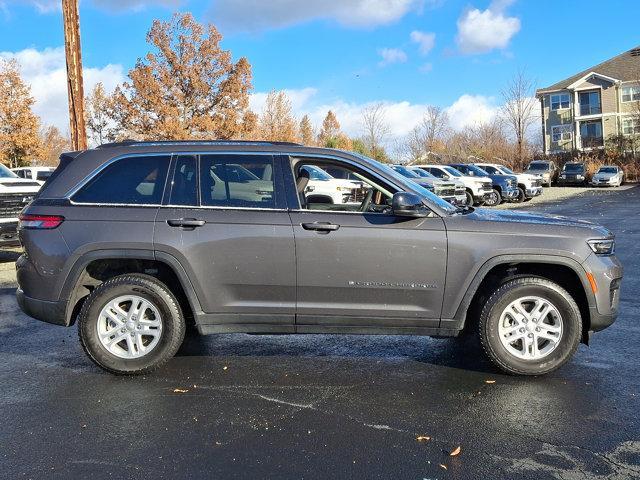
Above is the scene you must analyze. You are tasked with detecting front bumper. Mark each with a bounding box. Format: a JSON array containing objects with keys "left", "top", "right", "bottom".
[
  {"left": 502, "top": 187, "right": 519, "bottom": 201},
  {"left": 525, "top": 186, "right": 543, "bottom": 197},
  {"left": 590, "top": 178, "right": 617, "bottom": 187},
  {"left": 16, "top": 288, "right": 68, "bottom": 326},
  {"left": 582, "top": 253, "right": 623, "bottom": 334},
  {"left": 558, "top": 177, "right": 585, "bottom": 185}
]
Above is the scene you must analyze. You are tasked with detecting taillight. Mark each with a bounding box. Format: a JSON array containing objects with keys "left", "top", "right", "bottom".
[{"left": 18, "top": 214, "right": 65, "bottom": 229}]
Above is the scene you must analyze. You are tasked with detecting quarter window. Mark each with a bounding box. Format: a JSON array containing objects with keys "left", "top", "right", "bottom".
[
  {"left": 622, "top": 118, "right": 640, "bottom": 135},
  {"left": 552, "top": 125, "right": 573, "bottom": 142},
  {"left": 621, "top": 86, "right": 640, "bottom": 102},
  {"left": 550, "top": 93, "right": 570, "bottom": 110},
  {"left": 200, "top": 155, "right": 276, "bottom": 208},
  {"left": 73, "top": 155, "right": 170, "bottom": 205}
]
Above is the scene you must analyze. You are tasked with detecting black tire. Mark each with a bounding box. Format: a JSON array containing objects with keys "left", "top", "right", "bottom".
[
  {"left": 465, "top": 190, "right": 474, "bottom": 206},
  {"left": 484, "top": 188, "right": 502, "bottom": 207},
  {"left": 78, "top": 274, "right": 186, "bottom": 375},
  {"left": 515, "top": 186, "right": 526, "bottom": 203},
  {"left": 479, "top": 277, "right": 582, "bottom": 376},
  {"left": 523, "top": 196, "right": 533, "bottom": 202}
]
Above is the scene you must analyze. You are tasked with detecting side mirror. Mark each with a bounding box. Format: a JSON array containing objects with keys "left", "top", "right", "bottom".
[{"left": 392, "top": 192, "right": 430, "bottom": 218}]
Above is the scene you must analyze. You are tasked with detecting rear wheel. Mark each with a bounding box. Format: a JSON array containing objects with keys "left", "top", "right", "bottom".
[
  {"left": 78, "top": 274, "right": 186, "bottom": 375},
  {"left": 479, "top": 277, "right": 581, "bottom": 375},
  {"left": 484, "top": 189, "right": 501, "bottom": 207}
]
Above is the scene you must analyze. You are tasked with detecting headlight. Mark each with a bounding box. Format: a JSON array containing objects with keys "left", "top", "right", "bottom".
[
  {"left": 577, "top": 175, "right": 584, "bottom": 180},
  {"left": 335, "top": 186, "right": 351, "bottom": 192},
  {"left": 587, "top": 239, "right": 615, "bottom": 255}
]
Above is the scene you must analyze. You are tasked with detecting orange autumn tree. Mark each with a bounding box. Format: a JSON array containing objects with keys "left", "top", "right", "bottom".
[
  {"left": 39, "top": 126, "right": 70, "bottom": 167},
  {"left": 258, "top": 90, "right": 298, "bottom": 142},
  {"left": 0, "top": 59, "right": 41, "bottom": 168},
  {"left": 299, "top": 115, "right": 315, "bottom": 146},
  {"left": 111, "top": 13, "right": 254, "bottom": 140}
]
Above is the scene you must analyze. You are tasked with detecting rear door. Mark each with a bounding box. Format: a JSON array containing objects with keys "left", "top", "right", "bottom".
[{"left": 154, "top": 153, "right": 296, "bottom": 332}]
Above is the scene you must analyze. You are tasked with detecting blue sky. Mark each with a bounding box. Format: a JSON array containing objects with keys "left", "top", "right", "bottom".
[{"left": 1, "top": 0, "right": 639, "bottom": 138}]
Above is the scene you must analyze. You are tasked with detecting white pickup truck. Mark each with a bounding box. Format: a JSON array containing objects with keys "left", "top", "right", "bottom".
[
  {"left": 475, "top": 163, "right": 543, "bottom": 203},
  {"left": 0, "top": 164, "right": 42, "bottom": 245}
]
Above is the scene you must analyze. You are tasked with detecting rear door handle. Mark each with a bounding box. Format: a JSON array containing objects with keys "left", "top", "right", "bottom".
[
  {"left": 301, "top": 222, "right": 340, "bottom": 233},
  {"left": 167, "top": 218, "right": 206, "bottom": 229}
]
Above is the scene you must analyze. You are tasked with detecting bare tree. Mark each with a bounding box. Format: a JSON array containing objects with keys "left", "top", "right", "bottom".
[
  {"left": 403, "top": 105, "right": 450, "bottom": 163},
  {"left": 361, "top": 102, "right": 390, "bottom": 161},
  {"left": 501, "top": 69, "right": 537, "bottom": 166}
]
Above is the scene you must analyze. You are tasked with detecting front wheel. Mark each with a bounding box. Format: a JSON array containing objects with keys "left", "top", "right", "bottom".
[
  {"left": 484, "top": 189, "right": 501, "bottom": 207},
  {"left": 465, "top": 190, "right": 474, "bottom": 206},
  {"left": 515, "top": 187, "right": 526, "bottom": 203},
  {"left": 78, "top": 274, "right": 186, "bottom": 375},
  {"left": 479, "top": 277, "right": 582, "bottom": 375}
]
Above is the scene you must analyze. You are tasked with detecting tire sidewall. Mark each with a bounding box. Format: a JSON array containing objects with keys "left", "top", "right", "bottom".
[
  {"left": 485, "top": 189, "right": 501, "bottom": 206},
  {"left": 482, "top": 281, "right": 581, "bottom": 375},
  {"left": 79, "top": 277, "right": 184, "bottom": 374}
]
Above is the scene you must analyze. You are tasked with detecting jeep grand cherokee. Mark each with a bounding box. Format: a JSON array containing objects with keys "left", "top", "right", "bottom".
[{"left": 16, "top": 141, "right": 622, "bottom": 376}]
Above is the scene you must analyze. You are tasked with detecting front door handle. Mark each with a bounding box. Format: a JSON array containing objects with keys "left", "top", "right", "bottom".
[
  {"left": 167, "top": 218, "right": 206, "bottom": 229},
  {"left": 301, "top": 222, "right": 340, "bottom": 233}
]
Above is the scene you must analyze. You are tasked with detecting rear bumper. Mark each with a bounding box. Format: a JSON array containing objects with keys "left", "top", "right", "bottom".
[{"left": 16, "top": 289, "right": 68, "bottom": 326}]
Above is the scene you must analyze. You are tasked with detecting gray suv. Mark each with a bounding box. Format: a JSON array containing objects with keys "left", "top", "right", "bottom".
[{"left": 16, "top": 141, "right": 622, "bottom": 376}]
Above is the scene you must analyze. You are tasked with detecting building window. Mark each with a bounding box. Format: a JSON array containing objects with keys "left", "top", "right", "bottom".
[
  {"left": 621, "top": 86, "right": 640, "bottom": 102},
  {"left": 578, "top": 91, "right": 601, "bottom": 115},
  {"left": 622, "top": 118, "right": 640, "bottom": 135},
  {"left": 579, "top": 120, "right": 603, "bottom": 148},
  {"left": 551, "top": 125, "right": 572, "bottom": 142},
  {"left": 550, "top": 93, "right": 570, "bottom": 110}
]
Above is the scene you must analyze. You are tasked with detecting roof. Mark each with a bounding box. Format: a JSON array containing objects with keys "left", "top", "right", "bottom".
[
  {"left": 537, "top": 46, "right": 640, "bottom": 94},
  {"left": 97, "top": 139, "right": 302, "bottom": 149}
]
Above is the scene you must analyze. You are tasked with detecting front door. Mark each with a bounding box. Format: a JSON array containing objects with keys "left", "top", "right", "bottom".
[
  {"left": 285, "top": 155, "right": 447, "bottom": 331},
  {"left": 154, "top": 153, "right": 296, "bottom": 332}
]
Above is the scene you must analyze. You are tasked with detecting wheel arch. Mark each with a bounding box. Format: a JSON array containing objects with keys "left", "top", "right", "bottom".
[
  {"left": 449, "top": 255, "right": 595, "bottom": 343},
  {"left": 62, "top": 250, "right": 201, "bottom": 327}
]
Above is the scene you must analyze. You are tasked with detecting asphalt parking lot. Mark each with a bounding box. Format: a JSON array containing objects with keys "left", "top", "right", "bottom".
[{"left": 1, "top": 186, "right": 638, "bottom": 479}]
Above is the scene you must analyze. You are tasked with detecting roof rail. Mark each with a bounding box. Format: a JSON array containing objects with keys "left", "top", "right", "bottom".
[{"left": 97, "top": 139, "right": 303, "bottom": 149}]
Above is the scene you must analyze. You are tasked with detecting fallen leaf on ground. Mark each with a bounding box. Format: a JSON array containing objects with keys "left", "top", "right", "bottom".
[
  {"left": 223, "top": 366, "right": 228, "bottom": 370},
  {"left": 485, "top": 380, "right": 496, "bottom": 384},
  {"left": 450, "top": 446, "right": 462, "bottom": 456},
  {"left": 416, "top": 436, "right": 431, "bottom": 442},
  {"left": 439, "top": 464, "right": 448, "bottom": 470},
  {"left": 173, "top": 388, "right": 189, "bottom": 393}
]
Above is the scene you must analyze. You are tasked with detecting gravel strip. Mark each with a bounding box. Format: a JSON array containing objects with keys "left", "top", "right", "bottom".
[{"left": 495, "top": 184, "right": 637, "bottom": 209}]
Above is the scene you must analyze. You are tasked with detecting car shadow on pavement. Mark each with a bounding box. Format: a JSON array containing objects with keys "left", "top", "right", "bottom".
[{"left": 176, "top": 331, "right": 498, "bottom": 374}]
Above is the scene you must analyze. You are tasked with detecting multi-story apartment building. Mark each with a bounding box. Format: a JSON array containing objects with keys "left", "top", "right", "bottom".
[{"left": 536, "top": 46, "right": 640, "bottom": 155}]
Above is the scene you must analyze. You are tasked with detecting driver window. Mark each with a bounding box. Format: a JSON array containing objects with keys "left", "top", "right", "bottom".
[{"left": 292, "top": 158, "right": 395, "bottom": 214}]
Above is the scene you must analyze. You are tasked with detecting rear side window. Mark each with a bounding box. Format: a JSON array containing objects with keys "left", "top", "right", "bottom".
[
  {"left": 73, "top": 155, "right": 170, "bottom": 205},
  {"left": 200, "top": 155, "right": 275, "bottom": 208}
]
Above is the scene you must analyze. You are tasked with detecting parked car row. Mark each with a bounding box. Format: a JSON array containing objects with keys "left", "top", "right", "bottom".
[
  {"left": 0, "top": 165, "right": 47, "bottom": 245},
  {"left": 525, "top": 160, "right": 625, "bottom": 187}
]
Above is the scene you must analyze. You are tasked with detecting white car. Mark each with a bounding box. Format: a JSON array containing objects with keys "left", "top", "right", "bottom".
[
  {"left": 300, "top": 165, "right": 362, "bottom": 205},
  {"left": 415, "top": 164, "right": 493, "bottom": 206},
  {"left": 0, "top": 164, "right": 42, "bottom": 245},
  {"left": 590, "top": 165, "right": 624, "bottom": 187},
  {"left": 475, "top": 163, "right": 543, "bottom": 202},
  {"left": 407, "top": 166, "right": 467, "bottom": 205},
  {"left": 12, "top": 166, "right": 55, "bottom": 184}
]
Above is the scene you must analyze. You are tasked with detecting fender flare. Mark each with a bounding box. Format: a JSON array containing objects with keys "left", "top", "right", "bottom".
[
  {"left": 61, "top": 249, "right": 203, "bottom": 325},
  {"left": 447, "top": 254, "right": 595, "bottom": 327}
]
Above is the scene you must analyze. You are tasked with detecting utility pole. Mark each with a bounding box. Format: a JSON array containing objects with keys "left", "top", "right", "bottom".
[{"left": 62, "top": 0, "right": 87, "bottom": 151}]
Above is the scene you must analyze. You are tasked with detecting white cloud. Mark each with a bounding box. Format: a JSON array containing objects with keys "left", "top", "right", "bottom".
[
  {"left": 419, "top": 62, "right": 433, "bottom": 73},
  {"left": 0, "top": 47, "right": 125, "bottom": 133},
  {"left": 444, "top": 94, "right": 499, "bottom": 130},
  {"left": 0, "top": 0, "right": 180, "bottom": 13},
  {"left": 410, "top": 30, "right": 436, "bottom": 55},
  {"left": 378, "top": 48, "right": 408, "bottom": 67},
  {"left": 210, "top": 0, "right": 423, "bottom": 32},
  {"left": 456, "top": 0, "right": 520, "bottom": 54},
  {"left": 250, "top": 88, "right": 499, "bottom": 144}
]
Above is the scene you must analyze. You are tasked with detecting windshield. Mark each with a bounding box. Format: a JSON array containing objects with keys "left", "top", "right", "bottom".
[
  {"left": 442, "top": 166, "right": 462, "bottom": 177},
  {"left": 349, "top": 154, "right": 458, "bottom": 214},
  {"left": 302, "top": 165, "right": 334, "bottom": 181},
  {"left": 390, "top": 165, "right": 420, "bottom": 178},
  {"left": 0, "top": 164, "right": 18, "bottom": 178},
  {"left": 409, "top": 167, "right": 435, "bottom": 178},
  {"left": 498, "top": 166, "right": 515, "bottom": 175},
  {"left": 598, "top": 167, "right": 617, "bottom": 174},
  {"left": 527, "top": 162, "right": 548, "bottom": 171},
  {"left": 458, "top": 164, "right": 489, "bottom": 177},
  {"left": 36, "top": 170, "right": 53, "bottom": 180},
  {"left": 563, "top": 163, "right": 584, "bottom": 172},
  {"left": 479, "top": 165, "right": 500, "bottom": 175}
]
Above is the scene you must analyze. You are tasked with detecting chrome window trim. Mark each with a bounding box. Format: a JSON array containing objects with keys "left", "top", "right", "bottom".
[{"left": 162, "top": 205, "right": 288, "bottom": 212}]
